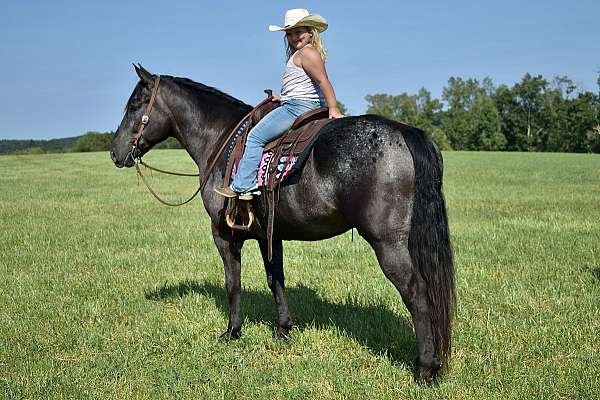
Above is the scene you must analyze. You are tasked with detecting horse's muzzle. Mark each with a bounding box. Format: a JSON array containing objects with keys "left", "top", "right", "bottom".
[{"left": 111, "top": 150, "right": 135, "bottom": 168}]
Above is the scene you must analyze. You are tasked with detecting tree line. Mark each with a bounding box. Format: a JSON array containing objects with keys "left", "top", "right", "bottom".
[
  {"left": 365, "top": 73, "right": 600, "bottom": 153},
  {"left": 0, "top": 132, "right": 181, "bottom": 155},
  {"left": 2, "top": 72, "right": 598, "bottom": 155}
]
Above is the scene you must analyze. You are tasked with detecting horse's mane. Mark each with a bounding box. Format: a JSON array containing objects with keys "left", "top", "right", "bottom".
[
  {"left": 124, "top": 75, "right": 251, "bottom": 113},
  {"left": 168, "top": 76, "right": 250, "bottom": 109}
]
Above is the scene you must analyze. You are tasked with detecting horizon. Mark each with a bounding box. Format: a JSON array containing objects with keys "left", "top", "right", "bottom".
[{"left": 1, "top": 0, "right": 599, "bottom": 140}]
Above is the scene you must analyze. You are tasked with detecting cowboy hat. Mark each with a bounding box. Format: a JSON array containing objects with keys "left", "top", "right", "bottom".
[{"left": 268, "top": 9, "right": 328, "bottom": 33}]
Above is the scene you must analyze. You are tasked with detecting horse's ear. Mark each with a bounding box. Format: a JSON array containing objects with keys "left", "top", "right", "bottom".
[{"left": 133, "top": 63, "right": 154, "bottom": 86}]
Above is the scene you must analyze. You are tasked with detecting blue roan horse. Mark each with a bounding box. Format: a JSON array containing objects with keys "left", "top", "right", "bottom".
[{"left": 111, "top": 65, "right": 455, "bottom": 384}]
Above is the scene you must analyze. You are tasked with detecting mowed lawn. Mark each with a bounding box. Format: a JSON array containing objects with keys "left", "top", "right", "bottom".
[{"left": 1, "top": 150, "right": 599, "bottom": 399}]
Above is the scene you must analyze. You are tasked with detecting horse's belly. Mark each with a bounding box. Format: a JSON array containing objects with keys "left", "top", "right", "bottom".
[
  {"left": 272, "top": 210, "right": 350, "bottom": 241},
  {"left": 247, "top": 174, "right": 350, "bottom": 241}
]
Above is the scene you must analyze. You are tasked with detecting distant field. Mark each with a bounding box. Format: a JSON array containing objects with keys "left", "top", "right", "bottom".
[{"left": 1, "top": 150, "right": 599, "bottom": 399}]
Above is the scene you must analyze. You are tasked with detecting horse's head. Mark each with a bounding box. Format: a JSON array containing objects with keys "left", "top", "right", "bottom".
[{"left": 111, "top": 65, "right": 174, "bottom": 167}]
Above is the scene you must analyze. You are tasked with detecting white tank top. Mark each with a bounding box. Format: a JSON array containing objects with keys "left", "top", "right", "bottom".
[{"left": 279, "top": 51, "right": 324, "bottom": 103}]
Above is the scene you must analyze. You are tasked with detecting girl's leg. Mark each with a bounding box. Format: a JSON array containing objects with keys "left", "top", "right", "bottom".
[
  {"left": 230, "top": 99, "right": 323, "bottom": 193},
  {"left": 231, "top": 106, "right": 296, "bottom": 193}
]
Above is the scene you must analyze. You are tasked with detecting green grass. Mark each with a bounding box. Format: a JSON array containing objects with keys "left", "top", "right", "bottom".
[{"left": 1, "top": 150, "right": 599, "bottom": 399}]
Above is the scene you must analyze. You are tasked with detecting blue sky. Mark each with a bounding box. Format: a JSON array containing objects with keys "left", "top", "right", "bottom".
[{"left": 1, "top": 0, "right": 598, "bottom": 139}]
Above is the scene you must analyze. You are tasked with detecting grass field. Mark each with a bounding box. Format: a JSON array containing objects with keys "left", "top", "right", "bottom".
[{"left": 1, "top": 150, "right": 599, "bottom": 399}]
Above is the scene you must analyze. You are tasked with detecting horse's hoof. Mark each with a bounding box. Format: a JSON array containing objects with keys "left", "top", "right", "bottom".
[
  {"left": 416, "top": 358, "right": 442, "bottom": 386},
  {"left": 416, "top": 367, "right": 436, "bottom": 386},
  {"left": 218, "top": 328, "right": 242, "bottom": 342},
  {"left": 274, "top": 326, "right": 292, "bottom": 341}
]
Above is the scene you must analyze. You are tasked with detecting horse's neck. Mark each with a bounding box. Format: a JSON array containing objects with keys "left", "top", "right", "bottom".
[{"left": 169, "top": 89, "right": 251, "bottom": 171}]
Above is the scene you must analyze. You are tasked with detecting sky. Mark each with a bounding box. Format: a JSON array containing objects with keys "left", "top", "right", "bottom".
[{"left": 1, "top": 0, "right": 599, "bottom": 140}]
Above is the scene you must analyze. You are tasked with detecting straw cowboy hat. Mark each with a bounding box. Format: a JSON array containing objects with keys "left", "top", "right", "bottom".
[{"left": 268, "top": 9, "right": 328, "bottom": 33}]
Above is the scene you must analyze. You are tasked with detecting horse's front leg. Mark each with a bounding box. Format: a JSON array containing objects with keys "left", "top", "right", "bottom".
[
  {"left": 258, "top": 239, "right": 293, "bottom": 339},
  {"left": 211, "top": 223, "right": 244, "bottom": 340}
]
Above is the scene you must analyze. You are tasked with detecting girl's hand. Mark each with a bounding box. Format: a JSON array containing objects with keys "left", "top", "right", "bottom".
[
  {"left": 271, "top": 95, "right": 281, "bottom": 102},
  {"left": 329, "top": 107, "right": 343, "bottom": 119}
]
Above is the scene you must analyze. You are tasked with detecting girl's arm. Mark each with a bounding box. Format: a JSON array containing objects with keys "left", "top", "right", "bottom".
[{"left": 299, "top": 48, "right": 343, "bottom": 119}]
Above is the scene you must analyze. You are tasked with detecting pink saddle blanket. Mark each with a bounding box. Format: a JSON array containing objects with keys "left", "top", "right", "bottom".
[{"left": 232, "top": 151, "right": 298, "bottom": 188}]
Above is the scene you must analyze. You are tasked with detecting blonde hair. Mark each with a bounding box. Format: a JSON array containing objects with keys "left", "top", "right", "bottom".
[{"left": 284, "top": 27, "right": 327, "bottom": 62}]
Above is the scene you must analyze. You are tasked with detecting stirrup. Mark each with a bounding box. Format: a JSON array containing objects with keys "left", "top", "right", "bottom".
[
  {"left": 238, "top": 193, "right": 253, "bottom": 201},
  {"left": 225, "top": 199, "right": 255, "bottom": 231}
]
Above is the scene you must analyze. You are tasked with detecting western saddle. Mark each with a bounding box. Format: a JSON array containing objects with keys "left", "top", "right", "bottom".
[{"left": 208, "top": 90, "right": 333, "bottom": 259}]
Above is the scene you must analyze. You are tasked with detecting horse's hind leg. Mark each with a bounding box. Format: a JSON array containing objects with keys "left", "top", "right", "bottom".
[
  {"left": 211, "top": 224, "right": 244, "bottom": 340},
  {"left": 368, "top": 238, "right": 441, "bottom": 384},
  {"left": 258, "top": 239, "right": 293, "bottom": 339}
]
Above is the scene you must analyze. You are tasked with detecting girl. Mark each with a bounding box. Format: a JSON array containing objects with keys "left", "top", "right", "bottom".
[{"left": 215, "top": 8, "right": 343, "bottom": 200}]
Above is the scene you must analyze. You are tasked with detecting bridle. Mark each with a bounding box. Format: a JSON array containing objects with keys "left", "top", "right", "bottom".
[
  {"left": 129, "top": 75, "right": 203, "bottom": 207},
  {"left": 131, "top": 76, "right": 161, "bottom": 159}
]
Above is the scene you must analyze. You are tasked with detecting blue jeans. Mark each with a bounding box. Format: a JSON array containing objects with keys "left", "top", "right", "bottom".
[{"left": 231, "top": 99, "right": 323, "bottom": 193}]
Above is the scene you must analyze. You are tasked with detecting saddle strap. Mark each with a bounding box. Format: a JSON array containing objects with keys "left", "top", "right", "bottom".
[{"left": 266, "top": 189, "right": 278, "bottom": 260}]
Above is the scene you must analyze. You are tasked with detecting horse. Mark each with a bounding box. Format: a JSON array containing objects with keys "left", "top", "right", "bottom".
[{"left": 110, "top": 65, "right": 455, "bottom": 384}]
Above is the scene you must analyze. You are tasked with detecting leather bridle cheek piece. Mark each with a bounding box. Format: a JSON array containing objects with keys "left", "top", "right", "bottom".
[{"left": 131, "top": 76, "right": 161, "bottom": 159}]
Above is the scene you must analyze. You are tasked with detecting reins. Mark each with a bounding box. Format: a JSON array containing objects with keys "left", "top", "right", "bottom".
[
  {"left": 137, "top": 159, "right": 200, "bottom": 177},
  {"left": 134, "top": 160, "right": 201, "bottom": 207}
]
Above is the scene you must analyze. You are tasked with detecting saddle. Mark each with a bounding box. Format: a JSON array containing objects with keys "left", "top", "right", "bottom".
[
  {"left": 216, "top": 90, "right": 333, "bottom": 259},
  {"left": 224, "top": 101, "right": 330, "bottom": 192}
]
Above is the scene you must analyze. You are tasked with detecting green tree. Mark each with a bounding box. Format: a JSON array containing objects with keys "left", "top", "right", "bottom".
[
  {"left": 586, "top": 123, "right": 600, "bottom": 153},
  {"left": 336, "top": 101, "right": 348, "bottom": 116},
  {"left": 493, "top": 74, "right": 560, "bottom": 151},
  {"left": 592, "top": 72, "right": 600, "bottom": 152},
  {"left": 363, "top": 72, "right": 597, "bottom": 153},
  {"left": 511, "top": 74, "right": 551, "bottom": 151},
  {"left": 365, "top": 88, "right": 451, "bottom": 149},
  {"left": 547, "top": 91, "right": 600, "bottom": 153},
  {"left": 155, "top": 137, "right": 183, "bottom": 149},
  {"left": 442, "top": 77, "right": 505, "bottom": 150},
  {"left": 469, "top": 96, "right": 506, "bottom": 150},
  {"left": 72, "top": 131, "right": 113, "bottom": 152},
  {"left": 14, "top": 147, "right": 45, "bottom": 155},
  {"left": 365, "top": 93, "right": 407, "bottom": 121},
  {"left": 494, "top": 84, "right": 524, "bottom": 151}
]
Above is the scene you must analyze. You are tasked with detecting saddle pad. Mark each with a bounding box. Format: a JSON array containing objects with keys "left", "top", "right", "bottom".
[
  {"left": 231, "top": 151, "right": 298, "bottom": 188},
  {"left": 225, "top": 123, "right": 319, "bottom": 189}
]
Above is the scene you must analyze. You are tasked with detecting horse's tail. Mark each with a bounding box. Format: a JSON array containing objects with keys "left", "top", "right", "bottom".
[{"left": 402, "top": 127, "right": 455, "bottom": 367}]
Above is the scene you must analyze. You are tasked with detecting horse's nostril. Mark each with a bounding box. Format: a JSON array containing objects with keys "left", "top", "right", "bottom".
[{"left": 110, "top": 151, "right": 117, "bottom": 163}]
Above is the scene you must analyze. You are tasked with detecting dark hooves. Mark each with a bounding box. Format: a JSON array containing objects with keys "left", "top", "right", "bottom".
[
  {"left": 416, "top": 368, "right": 436, "bottom": 386},
  {"left": 274, "top": 326, "right": 292, "bottom": 341},
  {"left": 218, "top": 328, "right": 242, "bottom": 342},
  {"left": 416, "top": 363, "right": 442, "bottom": 386}
]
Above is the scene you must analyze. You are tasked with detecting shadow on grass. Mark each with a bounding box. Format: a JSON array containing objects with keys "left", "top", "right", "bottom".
[
  {"left": 592, "top": 268, "right": 600, "bottom": 283},
  {"left": 146, "top": 280, "right": 416, "bottom": 369}
]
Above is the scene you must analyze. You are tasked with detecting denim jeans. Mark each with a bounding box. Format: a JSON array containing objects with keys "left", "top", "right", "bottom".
[{"left": 231, "top": 98, "right": 323, "bottom": 193}]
